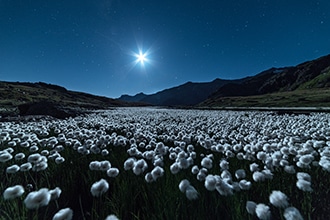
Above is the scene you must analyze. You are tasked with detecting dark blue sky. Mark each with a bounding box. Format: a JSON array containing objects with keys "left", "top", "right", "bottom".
[{"left": 1, "top": 0, "right": 330, "bottom": 98}]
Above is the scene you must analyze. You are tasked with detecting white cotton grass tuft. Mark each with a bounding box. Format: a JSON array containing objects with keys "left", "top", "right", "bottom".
[
  {"left": 252, "top": 171, "right": 266, "bottom": 182},
  {"left": 49, "top": 187, "right": 62, "bottom": 201},
  {"left": 284, "top": 165, "right": 296, "bottom": 174},
  {"left": 170, "top": 162, "right": 181, "bottom": 174},
  {"left": 296, "top": 172, "right": 312, "bottom": 192},
  {"left": 283, "top": 207, "right": 303, "bottom": 220},
  {"left": 255, "top": 203, "right": 271, "bottom": 220},
  {"left": 6, "top": 164, "right": 20, "bottom": 174},
  {"left": 246, "top": 200, "right": 257, "bottom": 215},
  {"left": 239, "top": 179, "right": 252, "bottom": 190},
  {"left": 249, "top": 163, "right": 259, "bottom": 172},
  {"left": 100, "top": 160, "right": 111, "bottom": 171},
  {"left": 89, "top": 161, "right": 101, "bottom": 171},
  {"left": 191, "top": 165, "right": 199, "bottom": 175},
  {"left": 235, "top": 169, "right": 246, "bottom": 179},
  {"left": 0, "top": 151, "right": 13, "bottom": 162},
  {"left": 296, "top": 172, "right": 311, "bottom": 182},
  {"left": 179, "top": 179, "right": 191, "bottom": 193},
  {"left": 55, "top": 157, "right": 65, "bottom": 164},
  {"left": 90, "top": 179, "right": 109, "bottom": 197},
  {"left": 52, "top": 207, "right": 73, "bottom": 220},
  {"left": 24, "top": 188, "right": 51, "bottom": 209},
  {"left": 178, "top": 179, "right": 198, "bottom": 200},
  {"left": 107, "top": 168, "right": 120, "bottom": 177},
  {"left": 151, "top": 166, "right": 164, "bottom": 181},
  {"left": 215, "top": 178, "right": 233, "bottom": 196},
  {"left": 132, "top": 159, "right": 148, "bottom": 175},
  {"left": 201, "top": 157, "right": 213, "bottom": 169},
  {"left": 185, "top": 185, "right": 198, "bottom": 200},
  {"left": 14, "top": 152, "right": 26, "bottom": 160},
  {"left": 123, "top": 158, "right": 136, "bottom": 170},
  {"left": 204, "top": 175, "right": 217, "bottom": 191},
  {"left": 20, "top": 162, "right": 32, "bottom": 172},
  {"left": 3, "top": 185, "right": 25, "bottom": 200},
  {"left": 269, "top": 190, "right": 289, "bottom": 208},
  {"left": 296, "top": 179, "right": 312, "bottom": 192},
  {"left": 105, "top": 214, "right": 119, "bottom": 220}
]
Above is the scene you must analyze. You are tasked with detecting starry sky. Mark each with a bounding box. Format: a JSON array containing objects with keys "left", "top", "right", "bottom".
[{"left": 1, "top": 0, "right": 330, "bottom": 98}]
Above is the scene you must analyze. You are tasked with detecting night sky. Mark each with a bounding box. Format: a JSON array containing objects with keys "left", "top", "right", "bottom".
[{"left": 1, "top": 0, "right": 330, "bottom": 98}]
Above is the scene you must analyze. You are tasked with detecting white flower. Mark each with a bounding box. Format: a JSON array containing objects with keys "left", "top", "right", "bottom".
[
  {"left": 32, "top": 161, "right": 48, "bottom": 172},
  {"left": 145, "top": 172, "right": 154, "bottom": 183},
  {"left": 283, "top": 207, "right": 303, "bottom": 220},
  {"left": 29, "top": 145, "right": 39, "bottom": 153},
  {"left": 201, "top": 157, "right": 213, "bottom": 169},
  {"left": 296, "top": 172, "right": 311, "bottom": 182},
  {"left": 49, "top": 187, "right": 62, "bottom": 200},
  {"left": 151, "top": 166, "right": 164, "bottom": 181},
  {"left": 52, "top": 207, "right": 73, "bottom": 220},
  {"left": 3, "top": 185, "right": 25, "bottom": 200},
  {"left": 284, "top": 165, "right": 296, "bottom": 174},
  {"left": 296, "top": 179, "right": 312, "bottom": 192},
  {"left": 249, "top": 163, "right": 259, "bottom": 172},
  {"left": 6, "top": 164, "right": 20, "bottom": 174},
  {"left": 219, "top": 159, "right": 229, "bottom": 170},
  {"left": 89, "top": 161, "right": 101, "bottom": 171},
  {"left": 170, "top": 162, "right": 180, "bottom": 174},
  {"left": 124, "top": 158, "right": 136, "bottom": 170},
  {"left": 107, "top": 168, "right": 120, "bottom": 177},
  {"left": 101, "top": 149, "right": 109, "bottom": 156},
  {"left": 14, "top": 152, "right": 26, "bottom": 160},
  {"left": 255, "top": 203, "right": 271, "bottom": 220},
  {"left": 105, "top": 214, "right": 119, "bottom": 220},
  {"left": 132, "top": 159, "right": 147, "bottom": 175},
  {"left": 28, "top": 153, "right": 42, "bottom": 164},
  {"left": 100, "top": 160, "right": 111, "bottom": 171},
  {"left": 55, "top": 157, "right": 65, "bottom": 164},
  {"left": 191, "top": 165, "right": 199, "bottom": 175},
  {"left": 24, "top": 188, "right": 51, "bottom": 209},
  {"left": 299, "top": 154, "right": 314, "bottom": 165},
  {"left": 252, "top": 171, "right": 265, "bottom": 182},
  {"left": 235, "top": 169, "right": 246, "bottom": 179},
  {"left": 0, "top": 151, "right": 13, "bottom": 162},
  {"left": 269, "top": 190, "right": 289, "bottom": 208},
  {"left": 178, "top": 158, "right": 190, "bottom": 169},
  {"left": 257, "top": 151, "right": 267, "bottom": 161},
  {"left": 20, "top": 162, "right": 32, "bottom": 172},
  {"left": 179, "top": 179, "right": 190, "bottom": 193},
  {"left": 319, "top": 157, "right": 330, "bottom": 172},
  {"left": 239, "top": 179, "right": 252, "bottom": 190},
  {"left": 185, "top": 185, "right": 198, "bottom": 200},
  {"left": 91, "top": 179, "right": 109, "bottom": 197},
  {"left": 204, "top": 175, "right": 217, "bottom": 191},
  {"left": 215, "top": 179, "right": 233, "bottom": 196},
  {"left": 246, "top": 201, "right": 256, "bottom": 215}
]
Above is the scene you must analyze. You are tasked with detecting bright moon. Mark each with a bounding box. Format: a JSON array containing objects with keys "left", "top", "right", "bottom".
[{"left": 136, "top": 52, "right": 147, "bottom": 64}]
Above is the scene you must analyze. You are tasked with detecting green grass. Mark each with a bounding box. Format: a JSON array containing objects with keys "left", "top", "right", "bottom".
[{"left": 201, "top": 88, "right": 330, "bottom": 108}]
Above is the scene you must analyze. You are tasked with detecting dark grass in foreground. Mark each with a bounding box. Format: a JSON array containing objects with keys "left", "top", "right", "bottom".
[{"left": 1, "top": 128, "right": 330, "bottom": 220}]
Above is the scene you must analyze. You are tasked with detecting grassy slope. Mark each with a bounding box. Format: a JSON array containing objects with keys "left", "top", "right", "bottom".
[{"left": 200, "top": 88, "right": 330, "bottom": 108}]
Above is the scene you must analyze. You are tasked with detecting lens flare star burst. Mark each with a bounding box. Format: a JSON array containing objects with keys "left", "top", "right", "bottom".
[{"left": 136, "top": 51, "right": 147, "bottom": 65}]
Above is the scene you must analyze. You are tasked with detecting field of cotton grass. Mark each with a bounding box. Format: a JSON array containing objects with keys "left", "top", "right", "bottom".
[{"left": 1, "top": 107, "right": 330, "bottom": 220}]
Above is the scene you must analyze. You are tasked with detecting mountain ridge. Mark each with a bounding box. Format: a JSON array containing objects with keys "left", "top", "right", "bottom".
[{"left": 118, "top": 54, "right": 330, "bottom": 106}]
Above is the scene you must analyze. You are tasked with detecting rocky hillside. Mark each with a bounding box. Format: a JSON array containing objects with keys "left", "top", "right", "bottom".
[{"left": 0, "top": 81, "right": 145, "bottom": 118}]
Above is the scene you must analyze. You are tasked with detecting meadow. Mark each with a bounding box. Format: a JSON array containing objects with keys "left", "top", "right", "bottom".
[{"left": 1, "top": 107, "right": 330, "bottom": 220}]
